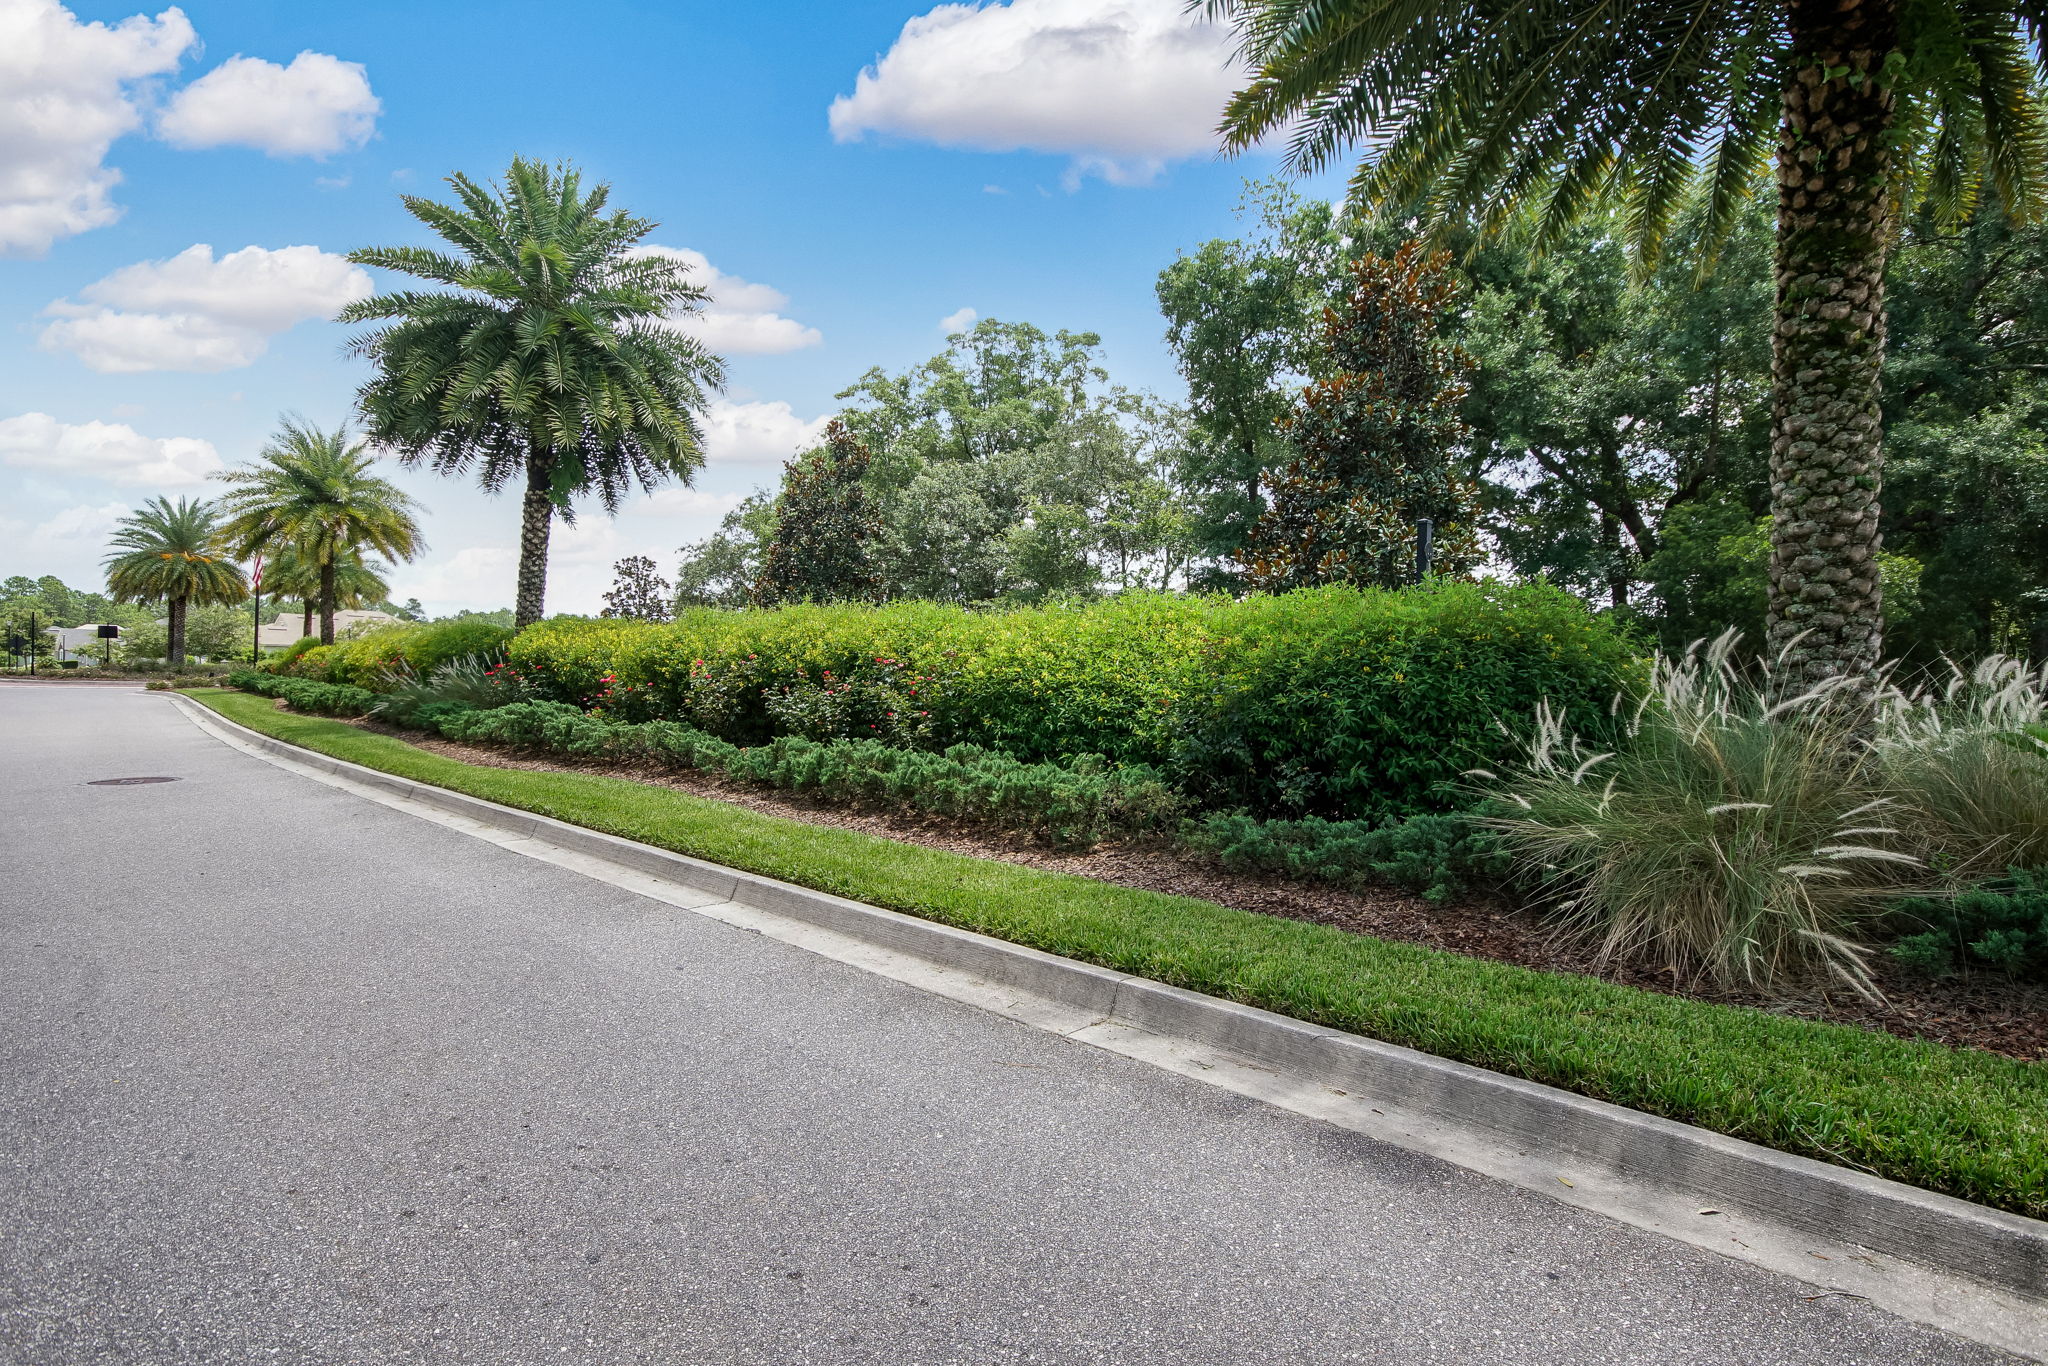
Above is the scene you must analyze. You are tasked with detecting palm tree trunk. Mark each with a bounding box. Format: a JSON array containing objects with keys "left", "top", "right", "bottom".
[
  {"left": 1765, "top": 0, "right": 1898, "bottom": 688},
  {"left": 319, "top": 558, "right": 338, "bottom": 645},
  {"left": 515, "top": 456, "right": 555, "bottom": 630},
  {"left": 168, "top": 596, "right": 187, "bottom": 667},
  {"left": 302, "top": 601, "right": 314, "bottom": 638}
]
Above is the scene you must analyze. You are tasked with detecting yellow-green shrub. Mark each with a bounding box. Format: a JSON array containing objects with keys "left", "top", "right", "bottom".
[
  {"left": 280, "top": 620, "right": 516, "bottom": 688},
  {"left": 511, "top": 583, "right": 1642, "bottom": 818}
]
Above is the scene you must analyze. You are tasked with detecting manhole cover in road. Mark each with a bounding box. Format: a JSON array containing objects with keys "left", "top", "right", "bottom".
[{"left": 86, "top": 776, "right": 181, "bottom": 786}]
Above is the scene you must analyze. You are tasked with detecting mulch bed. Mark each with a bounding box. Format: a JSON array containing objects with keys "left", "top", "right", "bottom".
[{"left": 343, "top": 710, "right": 2048, "bottom": 1063}]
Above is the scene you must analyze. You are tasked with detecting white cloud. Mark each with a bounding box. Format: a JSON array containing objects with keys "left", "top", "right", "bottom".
[
  {"left": 0, "top": 0, "right": 195, "bottom": 255},
  {"left": 392, "top": 546, "right": 517, "bottom": 612},
  {"left": 157, "top": 50, "right": 380, "bottom": 157},
  {"left": 0, "top": 413, "right": 223, "bottom": 487},
  {"left": 392, "top": 521, "right": 652, "bottom": 617},
  {"left": 631, "top": 246, "right": 822, "bottom": 355},
  {"left": 39, "top": 243, "right": 372, "bottom": 373},
  {"left": 828, "top": 0, "right": 1242, "bottom": 185},
  {"left": 640, "top": 487, "right": 744, "bottom": 517},
  {"left": 939, "top": 306, "right": 978, "bottom": 334},
  {"left": 700, "top": 399, "right": 832, "bottom": 465},
  {"left": 29, "top": 500, "right": 130, "bottom": 546}
]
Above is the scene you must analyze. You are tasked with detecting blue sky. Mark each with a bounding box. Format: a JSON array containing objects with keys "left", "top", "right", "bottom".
[{"left": 2, "top": 0, "right": 1303, "bottom": 614}]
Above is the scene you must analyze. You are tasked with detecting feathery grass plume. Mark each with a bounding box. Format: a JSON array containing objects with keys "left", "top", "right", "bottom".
[
  {"left": 1873, "top": 655, "right": 2048, "bottom": 878},
  {"left": 1479, "top": 632, "right": 1919, "bottom": 996}
]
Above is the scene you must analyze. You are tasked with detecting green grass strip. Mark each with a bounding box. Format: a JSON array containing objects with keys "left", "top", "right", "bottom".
[{"left": 185, "top": 688, "right": 2048, "bottom": 1219}]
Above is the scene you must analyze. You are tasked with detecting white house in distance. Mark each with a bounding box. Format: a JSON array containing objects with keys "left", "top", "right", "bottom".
[
  {"left": 45, "top": 624, "right": 116, "bottom": 659},
  {"left": 256, "top": 609, "right": 400, "bottom": 650}
]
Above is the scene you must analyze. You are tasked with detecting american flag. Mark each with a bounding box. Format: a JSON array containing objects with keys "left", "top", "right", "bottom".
[{"left": 252, "top": 553, "right": 263, "bottom": 592}]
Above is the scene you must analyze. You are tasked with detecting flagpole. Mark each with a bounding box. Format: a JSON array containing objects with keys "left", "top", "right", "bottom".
[{"left": 250, "top": 554, "right": 263, "bottom": 664}]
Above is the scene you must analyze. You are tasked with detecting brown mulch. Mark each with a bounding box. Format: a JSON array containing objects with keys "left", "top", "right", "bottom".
[{"left": 343, "top": 712, "right": 2048, "bottom": 1063}]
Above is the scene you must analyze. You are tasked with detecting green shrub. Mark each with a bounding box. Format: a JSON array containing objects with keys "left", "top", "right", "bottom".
[
  {"left": 411, "top": 700, "right": 479, "bottom": 733},
  {"left": 267, "top": 634, "right": 323, "bottom": 672},
  {"left": 283, "top": 643, "right": 338, "bottom": 680},
  {"left": 509, "top": 582, "right": 1640, "bottom": 819},
  {"left": 1185, "top": 811, "right": 1509, "bottom": 902},
  {"left": 439, "top": 699, "right": 601, "bottom": 749},
  {"left": 434, "top": 702, "right": 1178, "bottom": 847},
  {"left": 320, "top": 620, "right": 518, "bottom": 689},
  {"left": 275, "top": 678, "right": 377, "bottom": 717},
  {"left": 1890, "top": 870, "right": 2048, "bottom": 981},
  {"left": 228, "top": 668, "right": 375, "bottom": 717}
]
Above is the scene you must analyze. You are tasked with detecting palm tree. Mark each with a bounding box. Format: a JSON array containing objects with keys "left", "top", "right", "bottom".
[
  {"left": 102, "top": 497, "right": 248, "bottom": 666},
  {"left": 215, "top": 419, "right": 425, "bottom": 645},
  {"left": 264, "top": 546, "right": 392, "bottom": 640},
  {"left": 1207, "top": 0, "right": 2047, "bottom": 686},
  {"left": 340, "top": 157, "right": 726, "bottom": 629}
]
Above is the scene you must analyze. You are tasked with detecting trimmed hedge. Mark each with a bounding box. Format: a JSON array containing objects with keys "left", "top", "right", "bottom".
[
  {"left": 227, "top": 669, "right": 376, "bottom": 717},
  {"left": 1185, "top": 811, "right": 1511, "bottom": 903},
  {"left": 429, "top": 700, "right": 1179, "bottom": 847},
  {"left": 508, "top": 582, "right": 1642, "bottom": 818}
]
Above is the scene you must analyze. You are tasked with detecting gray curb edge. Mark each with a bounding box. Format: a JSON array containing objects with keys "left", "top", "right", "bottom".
[{"left": 172, "top": 695, "right": 2048, "bottom": 1323}]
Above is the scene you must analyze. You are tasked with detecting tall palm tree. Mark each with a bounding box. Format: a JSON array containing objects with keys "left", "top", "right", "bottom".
[
  {"left": 1207, "top": 0, "right": 2048, "bottom": 686},
  {"left": 264, "top": 546, "right": 392, "bottom": 640},
  {"left": 215, "top": 419, "right": 425, "bottom": 645},
  {"left": 340, "top": 157, "right": 725, "bottom": 629},
  {"left": 103, "top": 497, "right": 248, "bottom": 666}
]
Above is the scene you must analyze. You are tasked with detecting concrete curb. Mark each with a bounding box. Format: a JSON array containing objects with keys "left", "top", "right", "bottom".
[{"left": 171, "top": 694, "right": 2048, "bottom": 1354}]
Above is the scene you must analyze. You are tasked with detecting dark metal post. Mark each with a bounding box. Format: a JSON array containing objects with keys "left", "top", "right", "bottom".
[
  {"left": 29, "top": 610, "right": 37, "bottom": 677},
  {"left": 250, "top": 554, "right": 263, "bottom": 664},
  {"left": 1414, "top": 519, "right": 1434, "bottom": 583}
]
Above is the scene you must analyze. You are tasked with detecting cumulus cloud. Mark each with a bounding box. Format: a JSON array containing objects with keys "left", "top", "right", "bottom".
[
  {"left": 640, "top": 487, "right": 745, "bottom": 517},
  {"left": 0, "top": 0, "right": 195, "bottom": 255},
  {"left": 391, "top": 546, "right": 518, "bottom": 612},
  {"left": 631, "top": 246, "right": 822, "bottom": 355},
  {"left": 700, "top": 399, "right": 832, "bottom": 465},
  {"left": 828, "top": 0, "right": 1242, "bottom": 185},
  {"left": 394, "top": 521, "right": 657, "bottom": 616},
  {"left": 157, "top": 51, "right": 380, "bottom": 157},
  {"left": 29, "top": 500, "right": 130, "bottom": 546},
  {"left": 0, "top": 413, "right": 223, "bottom": 487},
  {"left": 939, "top": 306, "right": 978, "bottom": 334},
  {"left": 39, "top": 243, "right": 372, "bottom": 373}
]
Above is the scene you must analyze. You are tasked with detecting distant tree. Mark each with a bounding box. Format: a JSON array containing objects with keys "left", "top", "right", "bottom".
[
  {"left": 1157, "top": 186, "right": 1346, "bottom": 587},
  {"left": 343, "top": 157, "right": 725, "bottom": 629},
  {"left": 215, "top": 420, "right": 423, "bottom": 645},
  {"left": 179, "top": 603, "right": 256, "bottom": 662},
  {"left": 1242, "top": 243, "right": 1482, "bottom": 591},
  {"left": 754, "top": 421, "right": 883, "bottom": 606},
  {"left": 835, "top": 319, "right": 1198, "bottom": 602},
  {"left": 263, "top": 545, "right": 392, "bottom": 640},
  {"left": 1456, "top": 202, "right": 1775, "bottom": 608},
  {"left": 102, "top": 497, "right": 248, "bottom": 666},
  {"left": 601, "top": 556, "right": 675, "bottom": 621},
  {"left": 674, "top": 494, "right": 776, "bottom": 608}
]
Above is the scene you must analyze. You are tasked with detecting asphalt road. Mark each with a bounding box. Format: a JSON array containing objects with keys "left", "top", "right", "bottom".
[{"left": 0, "top": 686, "right": 2017, "bottom": 1365}]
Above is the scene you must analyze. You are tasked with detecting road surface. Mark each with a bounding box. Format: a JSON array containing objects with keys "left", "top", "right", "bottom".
[{"left": 0, "top": 686, "right": 2016, "bottom": 1364}]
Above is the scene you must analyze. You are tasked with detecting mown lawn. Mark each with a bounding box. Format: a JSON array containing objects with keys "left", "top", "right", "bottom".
[{"left": 185, "top": 687, "right": 2048, "bottom": 1219}]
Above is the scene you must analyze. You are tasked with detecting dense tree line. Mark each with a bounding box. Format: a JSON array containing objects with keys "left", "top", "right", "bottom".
[{"left": 673, "top": 184, "right": 2048, "bottom": 665}]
